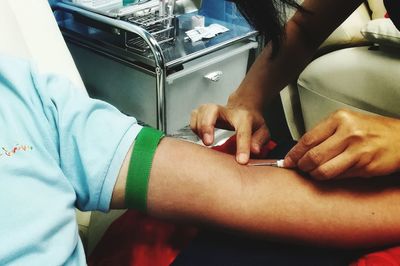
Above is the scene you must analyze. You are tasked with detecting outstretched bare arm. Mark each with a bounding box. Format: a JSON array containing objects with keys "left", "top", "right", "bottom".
[{"left": 112, "top": 137, "right": 400, "bottom": 249}]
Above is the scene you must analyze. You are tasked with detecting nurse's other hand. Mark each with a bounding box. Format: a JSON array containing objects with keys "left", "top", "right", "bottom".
[
  {"left": 190, "top": 103, "right": 270, "bottom": 164},
  {"left": 284, "top": 109, "right": 400, "bottom": 180}
]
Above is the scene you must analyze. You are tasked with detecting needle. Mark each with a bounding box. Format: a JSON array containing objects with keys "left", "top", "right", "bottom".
[{"left": 248, "top": 159, "right": 285, "bottom": 168}]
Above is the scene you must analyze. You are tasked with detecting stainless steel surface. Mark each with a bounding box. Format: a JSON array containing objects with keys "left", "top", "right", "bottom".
[
  {"left": 125, "top": 13, "right": 176, "bottom": 53},
  {"left": 55, "top": 2, "right": 258, "bottom": 68},
  {"left": 62, "top": 0, "right": 178, "bottom": 54},
  {"left": 53, "top": 1, "right": 259, "bottom": 133},
  {"left": 166, "top": 41, "right": 257, "bottom": 83},
  {"left": 163, "top": 18, "right": 257, "bottom": 68},
  {"left": 62, "top": 0, "right": 160, "bottom": 18},
  {"left": 56, "top": 2, "right": 168, "bottom": 132}
]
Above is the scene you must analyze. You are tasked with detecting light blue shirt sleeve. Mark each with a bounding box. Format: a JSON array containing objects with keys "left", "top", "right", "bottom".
[
  {"left": 0, "top": 55, "right": 147, "bottom": 265},
  {"left": 31, "top": 66, "right": 143, "bottom": 212}
]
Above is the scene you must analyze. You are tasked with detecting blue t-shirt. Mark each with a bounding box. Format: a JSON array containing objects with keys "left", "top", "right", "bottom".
[{"left": 0, "top": 56, "right": 142, "bottom": 265}]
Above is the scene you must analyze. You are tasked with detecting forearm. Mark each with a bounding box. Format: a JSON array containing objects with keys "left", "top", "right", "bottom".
[
  {"left": 146, "top": 138, "right": 400, "bottom": 248},
  {"left": 231, "top": 18, "right": 319, "bottom": 109},
  {"left": 231, "top": 0, "right": 364, "bottom": 108}
]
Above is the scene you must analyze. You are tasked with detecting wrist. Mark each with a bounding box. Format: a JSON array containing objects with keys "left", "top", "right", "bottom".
[{"left": 228, "top": 89, "right": 264, "bottom": 112}]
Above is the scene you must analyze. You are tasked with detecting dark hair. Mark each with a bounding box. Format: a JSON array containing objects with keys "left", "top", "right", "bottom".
[{"left": 228, "top": 0, "right": 306, "bottom": 56}]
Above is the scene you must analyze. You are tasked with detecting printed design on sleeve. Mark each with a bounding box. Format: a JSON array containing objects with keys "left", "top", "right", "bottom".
[{"left": 0, "top": 144, "right": 33, "bottom": 157}]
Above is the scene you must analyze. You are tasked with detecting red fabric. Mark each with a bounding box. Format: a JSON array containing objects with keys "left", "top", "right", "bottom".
[
  {"left": 88, "top": 210, "right": 197, "bottom": 266},
  {"left": 351, "top": 247, "right": 400, "bottom": 266},
  {"left": 88, "top": 135, "right": 278, "bottom": 266}
]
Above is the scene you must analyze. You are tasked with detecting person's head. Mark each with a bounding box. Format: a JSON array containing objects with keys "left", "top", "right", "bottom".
[{"left": 228, "top": 0, "right": 305, "bottom": 56}]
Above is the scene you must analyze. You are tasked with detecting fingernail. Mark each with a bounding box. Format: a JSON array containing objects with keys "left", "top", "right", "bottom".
[
  {"left": 284, "top": 156, "right": 295, "bottom": 168},
  {"left": 204, "top": 134, "right": 213, "bottom": 145},
  {"left": 237, "top": 153, "right": 249, "bottom": 164},
  {"left": 252, "top": 144, "right": 260, "bottom": 154}
]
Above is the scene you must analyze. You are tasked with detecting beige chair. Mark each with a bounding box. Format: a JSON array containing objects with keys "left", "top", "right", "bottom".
[
  {"left": 0, "top": 0, "right": 85, "bottom": 89},
  {"left": 0, "top": 0, "right": 92, "bottom": 248},
  {"left": 281, "top": 1, "right": 400, "bottom": 139}
]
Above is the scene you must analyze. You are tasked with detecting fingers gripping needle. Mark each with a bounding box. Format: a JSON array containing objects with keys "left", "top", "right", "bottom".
[{"left": 248, "top": 159, "right": 285, "bottom": 168}]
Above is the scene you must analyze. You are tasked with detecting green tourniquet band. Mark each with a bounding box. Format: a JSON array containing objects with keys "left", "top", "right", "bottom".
[{"left": 125, "top": 127, "right": 165, "bottom": 212}]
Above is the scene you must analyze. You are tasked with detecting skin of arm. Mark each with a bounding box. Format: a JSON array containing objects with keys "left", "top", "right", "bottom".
[
  {"left": 111, "top": 137, "right": 400, "bottom": 248},
  {"left": 191, "top": 0, "right": 365, "bottom": 163}
]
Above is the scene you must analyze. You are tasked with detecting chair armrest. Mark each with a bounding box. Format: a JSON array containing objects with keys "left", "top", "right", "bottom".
[
  {"left": 319, "top": 3, "right": 372, "bottom": 51},
  {"left": 281, "top": 3, "right": 372, "bottom": 139}
]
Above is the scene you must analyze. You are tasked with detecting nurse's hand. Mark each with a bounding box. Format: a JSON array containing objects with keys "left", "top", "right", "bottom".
[
  {"left": 190, "top": 103, "right": 270, "bottom": 165},
  {"left": 284, "top": 109, "right": 400, "bottom": 180}
]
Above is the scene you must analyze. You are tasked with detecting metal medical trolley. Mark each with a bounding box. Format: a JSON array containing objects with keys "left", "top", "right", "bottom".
[{"left": 53, "top": 1, "right": 260, "bottom": 135}]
